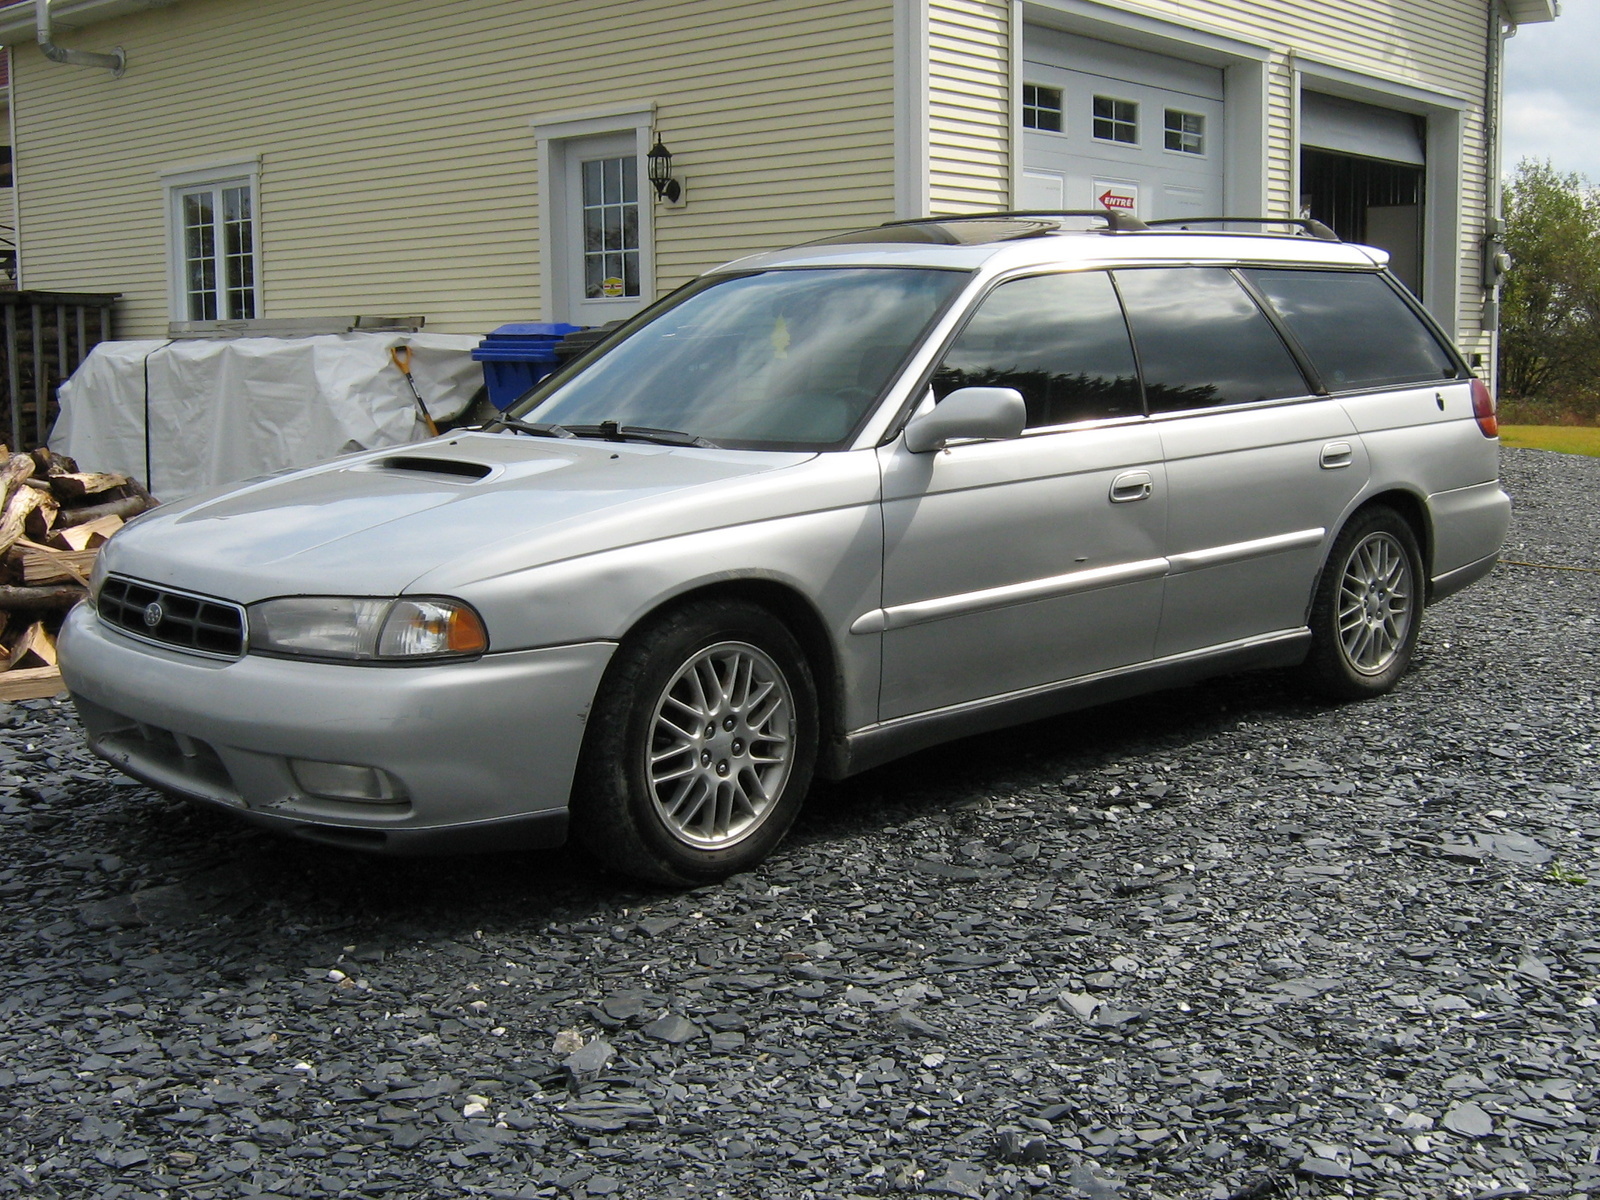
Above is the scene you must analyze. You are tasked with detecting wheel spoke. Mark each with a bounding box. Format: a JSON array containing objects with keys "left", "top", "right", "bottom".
[
  {"left": 646, "top": 638, "right": 797, "bottom": 852},
  {"left": 1335, "top": 530, "right": 1414, "bottom": 676}
]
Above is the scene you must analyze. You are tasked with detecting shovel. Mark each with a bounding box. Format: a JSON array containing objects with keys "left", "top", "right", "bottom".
[{"left": 389, "top": 344, "right": 439, "bottom": 437}]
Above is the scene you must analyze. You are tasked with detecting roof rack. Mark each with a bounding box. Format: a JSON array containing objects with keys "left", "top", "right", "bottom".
[
  {"left": 1144, "top": 217, "right": 1341, "bottom": 242},
  {"left": 880, "top": 209, "right": 1151, "bottom": 233}
]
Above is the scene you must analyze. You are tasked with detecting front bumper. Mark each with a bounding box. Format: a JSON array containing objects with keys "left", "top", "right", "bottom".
[{"left": 58, "top": 603, "right": 615, "bottom": 854}]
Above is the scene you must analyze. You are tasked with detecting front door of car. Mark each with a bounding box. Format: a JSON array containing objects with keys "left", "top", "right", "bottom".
[
  {"left": 1109, "top": 266, "right": 1371, "bottom": 656},
  {"left": 872, "top": 270, "right": 1168, "bottom": 722}
]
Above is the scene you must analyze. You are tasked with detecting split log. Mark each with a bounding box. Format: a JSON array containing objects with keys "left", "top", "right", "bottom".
[
  {"left": 53, "top": 493, "right": 156, "bottom": 529},
  {"left": 7, "top": 621, "right": 57, "bottom": 671},
  {"left": 0, "top": 584, "right": 88, "bottom": 612},
  {"left": 29, "top": 448, "right": 79, "bottom": 476},
  {"left": 18, "top": 541, "right": 95, "bottom": 586},
  {"left": 0, "top": 454, "right": 35, "bottom": 507},
  {"left": 51, "top": 514, "right": 123, "bottom": 551},
  {"left": 47, "top": 472, "right": 129, "bottom": 502},
  {"left": 0, "top": 665, "right": 65, "bottom": 702},
  {"left": 24, "top": 494, "right": 60, "bottom": 543},
  {"left": 0, "top": 487, "right": 47, "bottom": 557}
]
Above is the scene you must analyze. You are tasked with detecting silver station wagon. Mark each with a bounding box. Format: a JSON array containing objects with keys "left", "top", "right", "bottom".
[{"left": 60, "top": 213, "right": 1510, "bottom": 884}]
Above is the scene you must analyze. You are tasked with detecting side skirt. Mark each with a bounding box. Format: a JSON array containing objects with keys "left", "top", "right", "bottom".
[{"left": 825, "top": 628, "right": 1312, "bottom": 779}]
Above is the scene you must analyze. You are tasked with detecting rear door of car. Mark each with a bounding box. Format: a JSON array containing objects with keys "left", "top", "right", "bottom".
[
  {"left": 873, "top": 269, "right": 1168, "bottom": 721},
  {"left": 1112, "top": 265, "right": 1372, "bottom": 657}
]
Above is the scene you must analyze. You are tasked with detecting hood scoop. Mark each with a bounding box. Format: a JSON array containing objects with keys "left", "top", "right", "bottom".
[{"left": 365, "top": 455, "right": 494, "bottom": 482}]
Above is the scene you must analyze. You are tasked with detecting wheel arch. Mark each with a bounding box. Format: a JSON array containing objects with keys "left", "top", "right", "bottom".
[
  {"left": 620, "top": 578, "right": 846, "bottom": 771},
  {"left": 1312, "top": 487, "right": 1435, "bottom": 618},
  {"left": 1359, "top": 488, "right": 1434, "bottom": 600}
]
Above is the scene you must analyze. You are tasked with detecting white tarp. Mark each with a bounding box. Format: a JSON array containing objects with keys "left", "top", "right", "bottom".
[{"left": 50, "top": 332, "right": 485, "bottom": 500}]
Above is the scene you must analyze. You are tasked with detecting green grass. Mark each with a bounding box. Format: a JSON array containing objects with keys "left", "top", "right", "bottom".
[{"left": 1499, "top": 424, "right": 1600, "bottom": 457}]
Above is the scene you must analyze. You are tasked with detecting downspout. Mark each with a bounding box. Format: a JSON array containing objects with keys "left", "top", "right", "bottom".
[
  {"left": 36, "top": 0, "right": 125, "bottom": 76},
  {"left": 1484, "top": 1, "right": 1515, "bottom": 394}
]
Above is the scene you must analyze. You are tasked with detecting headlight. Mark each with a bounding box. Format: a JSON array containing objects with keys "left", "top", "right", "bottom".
[{"left": 247, "top": 596, "right": 488, "bottom": 661}]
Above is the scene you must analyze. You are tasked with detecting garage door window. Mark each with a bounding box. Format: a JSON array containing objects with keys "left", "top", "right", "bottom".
[
  {"left": 1164, "top": 110, "right": 1205, "bottom": 155},
  {"left": 1241, "top": 269, "right": 1460, "bottom": 390},
  {"left": 932, "top": 271, "right": 1143, "bottom": 427},
  {"left": 1023, "top": 85, "right": 1064, "bottom": 133},
  {"left": 1114, "top": 268, "right": 1308, "bottom": 411},
  {"left": 1093, "top": 97, "right": 1138, "bottom": 144}
]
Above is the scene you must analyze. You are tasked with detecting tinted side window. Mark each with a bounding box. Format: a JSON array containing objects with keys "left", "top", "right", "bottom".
[
  {"left": 1113, "top": 267, "right": 1309, "bottom": 411},
  {"left": 932, "top": 271, "right": 1143, "bottom": 428},
  {"left": 1242, "top": 269, "right": 1460, "bottom": 390}
]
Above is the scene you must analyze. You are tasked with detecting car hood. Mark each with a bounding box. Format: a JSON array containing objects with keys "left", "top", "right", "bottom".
[{"left": 99, "top": 432, "right": 817, "bottom": 603}]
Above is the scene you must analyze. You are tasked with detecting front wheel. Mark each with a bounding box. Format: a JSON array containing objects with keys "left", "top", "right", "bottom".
[
  {"left": 1302, "top": 506, "right": 1424, "bottom": 700},
  {"left": 572, "top": 599, "right": 818, "bottom": 886}
]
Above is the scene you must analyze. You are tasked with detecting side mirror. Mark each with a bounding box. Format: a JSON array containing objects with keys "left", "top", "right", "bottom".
[{"left": 903, "top": 387, "right": 1027, "bottom": 453}]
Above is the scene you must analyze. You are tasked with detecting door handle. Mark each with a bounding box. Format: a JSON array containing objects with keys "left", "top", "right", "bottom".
[
  {"left": 1320, "top": 442, "right": 1354, "bottom": 469},
  {"left": 1109, "top": 470, "right": 1153, "bottom": 503}
]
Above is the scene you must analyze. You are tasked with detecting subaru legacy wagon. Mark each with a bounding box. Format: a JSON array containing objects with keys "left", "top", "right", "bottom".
[{"left": 59, "top": 212, "right": 1510, "bottom": 884}]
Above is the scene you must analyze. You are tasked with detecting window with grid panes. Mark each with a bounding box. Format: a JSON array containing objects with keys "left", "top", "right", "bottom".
[
  {"left": 582, "top": 155, "right": 640, "bottom": 300},
  {"left": 175, "top": 180, "right": 256, "bottom": 321},
  {"left": 1022, "top": 84, "right": 1063, "bottom": 132},
  {"left": 1164, "top": 109, "right": 1205, "bottom": 155},
  {"left": 1092, "top": 96, "right": 1137, "bottom": 144}
]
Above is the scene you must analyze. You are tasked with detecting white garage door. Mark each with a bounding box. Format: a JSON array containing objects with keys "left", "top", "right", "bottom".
[{"left": 1020, "top": 27, "right": 1224, "bottom": 222}]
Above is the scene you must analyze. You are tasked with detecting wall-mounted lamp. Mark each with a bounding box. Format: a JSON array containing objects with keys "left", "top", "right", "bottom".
[{"left": 647, "top": 139, "right": 683, "bottom": 204}]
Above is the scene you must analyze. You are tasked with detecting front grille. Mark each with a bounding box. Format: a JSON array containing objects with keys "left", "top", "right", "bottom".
[{"left": 98, "top": 576, "right": 246, "bottom": 658}]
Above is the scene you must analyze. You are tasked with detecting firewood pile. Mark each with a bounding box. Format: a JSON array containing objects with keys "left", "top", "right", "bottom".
[{"left": 0, "top": 448, "right": 159, "bottom": 701}]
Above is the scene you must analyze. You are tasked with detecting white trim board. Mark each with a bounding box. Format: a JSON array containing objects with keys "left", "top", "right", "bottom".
[{"left": 530, "top": 107, "right": 656, "bottom": 324}]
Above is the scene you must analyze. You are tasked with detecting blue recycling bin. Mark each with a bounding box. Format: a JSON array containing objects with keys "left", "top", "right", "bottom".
[{"left": 472, "top": 322, "right": 583, "bottom": 409}]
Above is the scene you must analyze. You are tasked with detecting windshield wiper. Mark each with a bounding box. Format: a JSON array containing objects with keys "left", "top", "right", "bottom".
[
  {"left": 492, "top": 417, "right": 577, "bottom": 439},
  {"left": 564, "top": 421, "right": 721, "bottom": 449}
]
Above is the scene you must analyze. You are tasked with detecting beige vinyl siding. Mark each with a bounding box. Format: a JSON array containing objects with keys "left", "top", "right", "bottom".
[
  {"left": 1140, "top": 0, "right": 1495, "bottom": 349},
  {"left": 928, "top": 0, "right": 1009, "bottom": 212},
  {"left": 10, "top": 0, "right": 896, "bottom": 335}
]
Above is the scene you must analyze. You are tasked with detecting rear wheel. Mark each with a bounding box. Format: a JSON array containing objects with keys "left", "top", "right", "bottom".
[
  {"left": 573, "top": 599, "right": 817, "bottom": 885},
  {"left": 1302, "top": 506, "right": 1424, "bottom": 700}
]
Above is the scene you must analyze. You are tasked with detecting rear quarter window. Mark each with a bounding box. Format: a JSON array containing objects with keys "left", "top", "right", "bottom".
[
  {"left": 1242, "top": 269, "right": 1461, "bottom": 391},
  {"left": 1112, "top": 267, "right": 1309, "bottom": 411}
]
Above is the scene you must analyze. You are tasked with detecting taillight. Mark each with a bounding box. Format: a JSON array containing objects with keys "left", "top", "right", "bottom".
[{"left": 1470, "top": 378, "right": 1498, "bottom": 438}]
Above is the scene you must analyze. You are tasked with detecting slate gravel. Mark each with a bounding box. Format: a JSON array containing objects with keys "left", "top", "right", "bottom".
[{"left": 1, "top": 445, "right": 1597, "bottom": 1200}]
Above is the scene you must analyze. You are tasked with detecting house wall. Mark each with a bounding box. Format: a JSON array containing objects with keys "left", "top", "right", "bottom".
[
  {"left": 929, "top": 0, "right": 1011, "bottom": 212},
  {"left": 8, "top": 0, "right": 897, "bottom": 336}
]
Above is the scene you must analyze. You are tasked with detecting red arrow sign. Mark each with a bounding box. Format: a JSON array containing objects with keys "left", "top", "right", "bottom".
[{"left": 1098, "top": 189, "right": 1135, "bottom": 211}]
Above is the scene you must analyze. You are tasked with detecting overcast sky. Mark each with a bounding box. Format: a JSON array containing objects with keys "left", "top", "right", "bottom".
[{"left": 1502, "top": 0, "right": 1600, "bottom": 183}]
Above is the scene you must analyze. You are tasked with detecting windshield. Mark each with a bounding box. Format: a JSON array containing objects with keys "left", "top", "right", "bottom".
[{"left": 507, "top": 267, "right": 969, "bottom": 449}]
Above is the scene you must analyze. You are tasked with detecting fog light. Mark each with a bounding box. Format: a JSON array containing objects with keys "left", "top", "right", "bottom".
[{"left": 290, "top": 759, "right": 401, "bottom": 802}]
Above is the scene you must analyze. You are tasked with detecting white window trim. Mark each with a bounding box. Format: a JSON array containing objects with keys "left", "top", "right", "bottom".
[
  {"left": 1291, "top": 57, "right": 1468, "bottom": 337},
  {"left": 893, "top": 0, "right": 931, "bottom": 219},
  {"left": 1016, "top": 0, "right": 1271, "bottom": 216},
  {"left": 159, "top": 156, "right": 262, "bottom": 322},
  {"left": 530, "top": 106, "right": 656, "bottom": 324}
]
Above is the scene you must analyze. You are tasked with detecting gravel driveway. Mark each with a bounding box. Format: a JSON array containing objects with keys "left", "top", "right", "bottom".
[{"left": 1, "top": 446, "right": 1596, "bottom": 1200}]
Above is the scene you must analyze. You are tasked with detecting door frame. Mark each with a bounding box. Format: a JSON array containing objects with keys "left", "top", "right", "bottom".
[
  {"left": 531, "top": 104, "right": 657, "bottom": 325},
  {"left": 1291, "top": 59, "right": 1468, "bottom": 337}
]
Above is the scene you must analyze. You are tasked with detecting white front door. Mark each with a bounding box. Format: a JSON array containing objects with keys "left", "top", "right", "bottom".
[
  {"left": 556, "top": 133, "right": 651, "bottom": 327},
  {"left": 1020, "top": 27, "right": 1224, "bottom": 221}
]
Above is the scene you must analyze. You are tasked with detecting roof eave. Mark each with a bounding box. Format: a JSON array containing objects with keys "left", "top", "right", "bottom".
[
  {"left": 1505, "top": 0, "right": 1559, "bottom": 25},
  {"left": 0, "top": 0, "right": 181, "bottom": 46}
]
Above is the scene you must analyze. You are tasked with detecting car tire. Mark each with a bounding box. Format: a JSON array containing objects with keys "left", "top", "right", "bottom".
[
  {"left": 1302, "top": 505, "right": 1425, "bottom": 700},
  {"left": 572, "top": 598, "right": 818, "bottom": 886}
]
